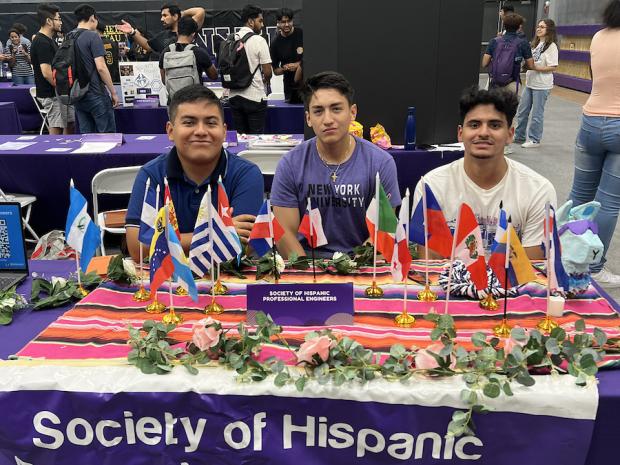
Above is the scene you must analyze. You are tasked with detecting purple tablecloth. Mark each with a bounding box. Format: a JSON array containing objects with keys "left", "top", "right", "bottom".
[
  {"left": 114, "top": 99, "right": 304, "bottom": 134},
  {"left": 0, "top": 259, "right": 618, "bottom": 465},
  {"left": 0, "top": 133, "right": 463, "bottom": 233},
  {"left": 0, "top": 101, "right": 22, "bottom": 134},
  {"left": 0, "top": 83, "right": 41, "bottom": 132}
]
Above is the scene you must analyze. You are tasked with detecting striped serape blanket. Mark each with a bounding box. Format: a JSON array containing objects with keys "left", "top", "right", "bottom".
[{"left": 16, "top": 262, "right": 620, "bottom": 365}]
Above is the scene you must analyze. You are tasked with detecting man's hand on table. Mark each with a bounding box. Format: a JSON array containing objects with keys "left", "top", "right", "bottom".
[{"left": 233, "top": 213, "right": 256, "bottom": 244}]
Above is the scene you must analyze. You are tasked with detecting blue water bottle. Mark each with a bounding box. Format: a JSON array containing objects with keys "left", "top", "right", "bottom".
[{"left": 404, "top": 106, "right": 416, "bottom": 150}]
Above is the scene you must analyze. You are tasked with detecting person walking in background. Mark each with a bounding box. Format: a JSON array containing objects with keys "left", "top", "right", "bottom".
[
  {"left": 513, "top": 19, "right": 558, "bottom": 149},
  {"left": 270, "top": 7, "right": 303, "bottom": 103},
  {"left": 568, "top": 0, "right": 620, "bottom": 287},
  {"left": 4, "top": 29, "right": 34, "bottom": 85}
]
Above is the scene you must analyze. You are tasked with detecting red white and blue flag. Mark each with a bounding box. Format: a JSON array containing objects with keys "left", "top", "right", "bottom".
[
  {"left": 298, "top": 198, "right": 327, "bottom": 248},
  {"left": 249, "top": 200, "right": 285, "bottom": 257},
  {"left": 138, "top": 178, "right": 158, "bottom": 245},
  {"left": 544, "top": 205, "right": 570, "bottom": 292},
  {"left": 410, "top": 182, "right": 453, "bottom": 257}
]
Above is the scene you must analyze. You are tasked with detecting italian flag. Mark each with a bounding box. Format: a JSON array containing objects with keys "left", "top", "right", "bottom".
[
  {"left": 391, "top": 192, "right": 412, "bottom": 282},
  {"left": 366, "top": 174, "right": 398, "bottom": 262}
]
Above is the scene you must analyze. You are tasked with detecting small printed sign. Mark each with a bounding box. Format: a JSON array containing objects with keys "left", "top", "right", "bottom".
[{"left": 246, "top": 283, "right": 354, "bottom": 326}]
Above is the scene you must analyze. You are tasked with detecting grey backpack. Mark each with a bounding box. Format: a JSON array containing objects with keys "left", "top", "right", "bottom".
[{"left": 163, "top": 43, "right": 200, "bottom": 100}]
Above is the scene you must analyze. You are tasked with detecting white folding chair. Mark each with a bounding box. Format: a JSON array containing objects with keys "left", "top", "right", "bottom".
[
  {"left": 29, "top": 87, "right": 50, "bottom": 135},
  {"left": 236, "top": 150, "right": 287, "bottom": 176},
  {"left": 91, "top": 166, "right": 141, "bottom": 255},
  {"left": 0, "top": 187, "right": 39, "bottom": 243}
]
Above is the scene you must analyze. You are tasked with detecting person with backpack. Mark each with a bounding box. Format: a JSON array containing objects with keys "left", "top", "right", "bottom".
[
  {"left": 159, "top": 17, "right": 217, "bottom": 102},
  {"left": 31, "top": 2, "right": 74, "bottom": 135},
  {"left": 482, "top": 13, "right": 534, "bottom": 95},
  {"left": 513, "top": 19, "right": 559, "bottom": 149},
  {"left": 64, "top": 4, "right": 119, "bottom": 133},
  {"left": 221, "top": 4, "right": 272, "bottom": 134}
]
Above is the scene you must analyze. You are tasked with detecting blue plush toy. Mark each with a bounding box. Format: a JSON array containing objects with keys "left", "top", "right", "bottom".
[{"left": 556, "top": 200, "right": 604, "bottom": 295}]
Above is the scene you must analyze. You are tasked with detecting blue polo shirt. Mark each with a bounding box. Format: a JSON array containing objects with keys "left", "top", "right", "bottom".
[{"left": 126, "top": 147, "right": 264, "bottom": 233}]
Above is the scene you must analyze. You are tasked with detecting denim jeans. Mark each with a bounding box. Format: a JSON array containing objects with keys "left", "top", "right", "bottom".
[
  {"left": 514, "top": 87, "right": 550, "bottom": 143},
  {"left": 568, "top": 114, "right": 620, "bottom": 272},
  {"left": 12, "top": 74, "right": 34, "bottom": 85},
  {"left": 74, "top": 91, "right": 116, "bottom": 133}
]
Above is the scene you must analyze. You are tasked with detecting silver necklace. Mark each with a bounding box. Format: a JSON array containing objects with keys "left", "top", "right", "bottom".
[{"left": 316, "top": 137, "right": 352, "bottom": 182}]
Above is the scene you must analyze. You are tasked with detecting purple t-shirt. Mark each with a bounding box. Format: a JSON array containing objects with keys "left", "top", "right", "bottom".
[{"left": 271, "top": 136, "right": 401, "bottom": 255}]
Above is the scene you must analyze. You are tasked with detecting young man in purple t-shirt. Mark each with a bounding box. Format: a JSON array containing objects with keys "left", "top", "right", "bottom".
[{"left": 271, "top": 72, "right": 400, "bottom": 258}]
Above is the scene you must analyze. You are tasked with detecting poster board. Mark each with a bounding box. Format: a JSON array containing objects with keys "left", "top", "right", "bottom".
[{"left": 119, "top": 61, "right": 167, "bottom": 106}]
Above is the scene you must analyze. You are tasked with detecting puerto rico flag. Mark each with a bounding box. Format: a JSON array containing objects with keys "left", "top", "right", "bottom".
[
  {"left": 453, "top": 203, "right": 487, "bottom": 290},
  {"left": 410, "top": 182, "right": 453, "bottom": 257},
  {"left": 298, "top": 197, "right": 327, "bottom": 248},
  {"left": 249, "top": 200, "right": 285, "bottom": 257}
]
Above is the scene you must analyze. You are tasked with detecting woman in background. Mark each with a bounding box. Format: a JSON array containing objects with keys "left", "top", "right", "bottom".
[
  {"left": 568, "top": 0, "right": 620, "bottom": 286},
  {"left": 513, "top": 19, "right": 558, "bottom": 148},
  {"left": 4, "top": 29, "right": 34, "bottom": 85}
]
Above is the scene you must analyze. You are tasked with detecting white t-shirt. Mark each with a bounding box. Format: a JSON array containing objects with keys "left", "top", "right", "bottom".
[
  {"left": 229, "top": 26, "right": 272, "bottom": 103},
  {"left": 525, "top": 42, "right": 558, "bottom": 90},
  {"left": 413, "top": 158, "right": 557, "bottom": 253}
]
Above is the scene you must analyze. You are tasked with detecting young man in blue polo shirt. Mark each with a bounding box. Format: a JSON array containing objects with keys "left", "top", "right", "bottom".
[{"left": 125, "top": 84, "right": 264, "bottom": 263}]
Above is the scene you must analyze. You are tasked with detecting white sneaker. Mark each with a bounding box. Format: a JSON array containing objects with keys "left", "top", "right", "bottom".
[
  {"left": 504, "top": 145, "right": 514, "bottom": 155},
  {"left": 591, "top": 267, "right": 620, "bottom": 288},
  {"left": 521, "top": 141, "right": 540, "bottom": 148}
]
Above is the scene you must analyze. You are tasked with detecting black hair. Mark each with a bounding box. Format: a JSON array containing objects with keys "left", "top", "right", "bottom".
[
  {"left": 8, "top": 29, "right": 20, "bottom": 38},
  {"left": 74, "top": 4, "right": 96, "bottom": 23},
  {"left": 501, "top": 5, "right": 515, "bottom": 13},
  {"left": 459, "top": 86, "right": 519, "bottom": 127},
  {"left": 96, "top": 20, "right": 105, "bottom": 33},
  {"left": 241, "top": 5, "right": 263, "bottom": 24},
  {"left": 502, "top": 13, "right": 524, "bottom": 33},
  {"left": 276, "top": 8, "right": 294, "bottom": 21},
  {"left": 301, "top": 71, "right": 355, "bottom": 110},
  {"left": 168, "top": 84, "right": 224, "bottom": 121},
  {"left": 177, "top": 16, "right": 198, "bottom": 37},
  {"left": 12, "top": 23, "right": 27, "bottom": 35},
  {"left": 37, "top": 3, "right": 60, "bottom": 28},
  {"left": 603, "top": 0, "right": 620, "bottom": 28},
  {"left": 161, "top": 3, "right": 181, "bottom": 18}
]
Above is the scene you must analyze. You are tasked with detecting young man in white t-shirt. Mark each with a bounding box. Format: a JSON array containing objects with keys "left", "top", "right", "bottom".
[
  {"left": 228, "top": 4, "right": 273, "bottom": 134},
  {"left": 413, "top": 86, "right": 557, "bottom": 260}
]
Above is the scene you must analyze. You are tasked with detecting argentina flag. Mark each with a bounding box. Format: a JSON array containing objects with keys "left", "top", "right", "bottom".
[
  {"left": 138, "top": 178, "right": 158, "bottom": 245},
  {"left": 190, "top": 186, "right": 242, "bottom": 278},
  {"left": 65, "top": 181, "right": 101, "bottom": 271}
]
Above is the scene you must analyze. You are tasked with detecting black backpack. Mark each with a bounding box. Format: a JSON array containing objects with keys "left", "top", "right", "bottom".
[
  {"left": 52, "top": 29, "right": 91, "bottom": 104},
  {"left": 218, "top": 32, "right": 260, "bottom": 90}
]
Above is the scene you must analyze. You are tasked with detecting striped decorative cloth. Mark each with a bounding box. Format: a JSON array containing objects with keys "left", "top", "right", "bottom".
[{"left": 16, "top": 261, "right": 620, "bottom": 367}]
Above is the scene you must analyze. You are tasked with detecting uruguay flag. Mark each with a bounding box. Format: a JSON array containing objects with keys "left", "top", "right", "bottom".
[
  {"left": 166, "top": 204, "right": 198, "bottom": 301},
  {"left": 249, "top": 200, "right": 285, "bottom": 257},
  {"left": 410, "top": 182, "right": 453, "bottom": 257},
  {"left": 189, "top": 185, "right": 242, "bottom": 277},
  {"left": 65, "top": 181, "right": 101, "bottom": 271},
  {"left": 138, "top": 178, "right": 158, "bottom": 245}
]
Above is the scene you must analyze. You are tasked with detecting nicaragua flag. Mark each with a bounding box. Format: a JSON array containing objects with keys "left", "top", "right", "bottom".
[
  {"left": 189, "top": 185, "right": 242, "bottom": 277},
  {"left": 166, "top": 204, "right": 198, "bottom": 301},
  {"left": 491, "top": 202, "right": 508, "bottom": 252},
  {"left": 298, "top": 197, "right": 328, "bottom": 248},
  {"left": 65, "top": 181, "right": 101, "bottom": 272},
  {"left": 410, "top": 182, "right": 453, "bottom": 257},
  {"left": 138, "top": 178, "right": 158, "bottom": 245},
  {"left": 249, "top": 200, "right": 285, "bottom": 257},
  {"left": 544, "top": 206, "right": 570, "bottom": 292}
]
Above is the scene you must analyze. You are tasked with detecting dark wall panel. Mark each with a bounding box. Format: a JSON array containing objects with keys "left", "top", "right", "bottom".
[{"left": 303, "top": 0, "right": 484, "bottom": 145}]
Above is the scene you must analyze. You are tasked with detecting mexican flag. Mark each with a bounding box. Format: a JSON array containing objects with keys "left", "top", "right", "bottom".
[
  {"left": 366, "top": 175, "right": 398, "bottom": 262},
  {"left": 391, "top": 193, "right": 412, "bottom": 282}
]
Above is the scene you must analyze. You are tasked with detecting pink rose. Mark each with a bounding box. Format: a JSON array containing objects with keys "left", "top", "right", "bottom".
[
  {"left": 502, "top": 337, "right": 525, "bottom": 355},
  {"left": 296, "top": 336, "right": 333, "bottom": 364},
  {"left": 192, "top": 317, "right": 222, "bottom": 351},
  {"left": 414, "top": 342, "right": 456, "bottom": 370}
]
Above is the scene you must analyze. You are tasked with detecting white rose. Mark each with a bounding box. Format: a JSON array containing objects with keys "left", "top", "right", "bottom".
[
  {"left": 333, "top": 252, "right": 344, "bottom": 261},
  {"left": 51, "top": 277, "right": 67, "bottom": 288},
  {"left": 275, "top": 253, "right": 285, "bottom": 273},
  {"left": 0, "top": 297, "right": 16, "bottom": 308},
  {"left": 123, "top": 259, "right": 138, "bottom": 277}
]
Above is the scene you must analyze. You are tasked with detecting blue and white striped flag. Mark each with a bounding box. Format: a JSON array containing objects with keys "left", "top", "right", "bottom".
[
  {"left": 189, "top": 185, "right": 242, "bottom": 277},
  {"left": 138, "top": 178, "right": 159, "bottom": 245},
  {"left": 491, "top": 202, "right": 508, "bottom": 252},
  {"left": 166, "top": 202, "right": 198, "bottom": 301},
  {"left": 65, "top": 180, "right": 101, "bottom": 271}
]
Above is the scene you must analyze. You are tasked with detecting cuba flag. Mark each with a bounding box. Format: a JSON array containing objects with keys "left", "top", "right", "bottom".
[{"left": 65, "top": 180, "right": 101, "bottom": 271}]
